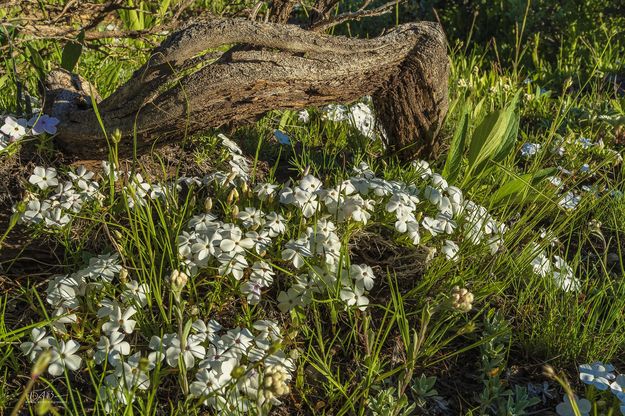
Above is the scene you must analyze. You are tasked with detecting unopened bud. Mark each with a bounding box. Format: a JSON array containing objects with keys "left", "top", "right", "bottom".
[
  {"left": 204, "top": 197, "right": 213, "bottom": 211},
  {"left": 457, "top": 321, "right": 476, "bottom": 335},
  {"left": 119, "top": 267, "right": 128, "bottom": 283},
  {"left": 543, "top": 364, "right": 557, "bottom": 379},
  {"left": 225, "top": 172, "right": 238, "bottom": 186},
  {"left": 231, "top": 365, "right": 246, "bottom": 379},
  {"left": 111, "top": 128, "right": 122, "bottom": 144},
  {"left": 241, "top": 182, "right": 249, "bottom": 195},
  {"left": 232, "top": 205, "right": 239, "bottom": 218},
  {"left": 227, "top": 188, "right": 239, "bottom": 204},
  {"left": 139, "top": 357, "right": 151, "bottom": 372},
  {"left": 36, "top": 398, "right": 54, "bottom": 415},
  {"left": 32, "top": 349, "right": 52, "bottom": 379},
  {"left": 267, "top": 341, "right": 282, "bottom": 355},
  {"left": 170, "top": 270, "right": 188, "bottom": 289},
  {"left": 563, "top": 77, "right": 573, "bottom": 91}
]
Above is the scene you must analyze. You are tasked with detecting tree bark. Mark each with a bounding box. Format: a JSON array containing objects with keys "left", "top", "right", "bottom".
[{"left": 44, "top": 17, "right": 449, "bottom": 160}]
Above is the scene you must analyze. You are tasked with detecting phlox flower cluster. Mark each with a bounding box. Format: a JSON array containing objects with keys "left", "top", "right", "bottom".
[
  {"left": 22, "top": 248, "right": 294, "bottom": 413},
  {"left": 19, "top": 165, "right": 101, "bottom": 228},
  {"left": 555, "top": 362, "right": 625, "bottom": 416},
  {"left": 540, "top": 135, "right": 623, "bottom": 211},
  {"left": 529, "top": 245, "right": 579, "bottom": 292},
  {"left": 320, "top": 100, "right": 378, "bottom": 140},
  {"left": 175, "top": 158, "right": 511, "bottom": 314},
  {"left": 154, "top": 320, "right": 295, "bottom": 412},
  {"left": 1, "top": 113, "right": 59, "bottom": 150}
]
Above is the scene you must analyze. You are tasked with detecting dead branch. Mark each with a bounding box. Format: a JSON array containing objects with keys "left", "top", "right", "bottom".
[{"left": 310, "top": 0, "right": 402, "bottom": 32}]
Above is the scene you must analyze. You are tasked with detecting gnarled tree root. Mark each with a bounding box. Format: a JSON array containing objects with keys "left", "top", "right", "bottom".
[{"left": 44, "top": 17, "right": 449, "bottom": 160}]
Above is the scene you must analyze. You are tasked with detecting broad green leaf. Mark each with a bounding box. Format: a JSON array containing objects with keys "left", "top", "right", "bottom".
[
  {"left": 491, "top": 110, "right": 520, "bottom": 163},
  {"left": 471, "top": 97, "right": 486, "bottom": 120},
  {"left": 61, "top": 30, "right": 84, "bottom": 72},
  {"left": 491, "top": 167, "right": 557, "bottom": 205},
  {"left": 466, "top": 108, "right": 513, "bottom": 172},
  {"left": 492, "top": 92, "right": 521, "bottom": 162},
  {"left": 442, "top": 108, "right": 469, "bottom": 183}
]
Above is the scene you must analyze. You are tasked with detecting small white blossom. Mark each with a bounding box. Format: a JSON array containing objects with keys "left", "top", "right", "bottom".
[
  {"left": 29, "top": 166, "right": 59, "bottom": 190},
  {"left": 48, "top": 339, "right": 82, "bottom": 376}
]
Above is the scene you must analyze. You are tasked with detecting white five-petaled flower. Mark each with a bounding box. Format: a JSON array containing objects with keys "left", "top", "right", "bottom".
[
  {"left": 102, "top": 305, "right": 137, "bottom": 334},
  {"left": 277, "top": 287, "right": 303, "bottom": 312},
  {"left": 191, "top": 357, "right": 238, "bottom": 399},
  {"left": 220, "top": 227, "right": 254, "bottom": 254},
  {"left": 1, "top": 116, "right": 28, "bottom": 140},
  {"left": 340, "top": 286, "right": 369, "bottom": 311},
  {"left": 520, "top": 142, "right": 541, "bottom": 158},
  {"left": 20, "top": 328, "right": 52, "bottom": 361},
  {"left": 552, "top": 256, "right": 579, "bottom": 292},
  {"left": 442, "top": 240, "right": 460, "bottom": 261},
  {"left": 48, "top": 339, "right": 82, "bottom": 376},
  {"left": 95, "top": 331, "right": 131, "bottom": 366},
  {"left": 192, "top": 319, "right": 222, "bottom": 343},
  {"left": 349, "top": 264, "right": 375, "bottom": 291},
  {"left": 113, "top": 352, "right": 151, "bottom": 390},
  {"left": 559, "top": 192, "right": 581, "bottom": 211},
  {"left": 166, "top": 334, "right": 206, "bottom": 369},
  {"left": 121, "top": 280, "right": 149, "bottom": 307},
  {"left": 29, "top": 166, "right": 59, "bottom": 190}
]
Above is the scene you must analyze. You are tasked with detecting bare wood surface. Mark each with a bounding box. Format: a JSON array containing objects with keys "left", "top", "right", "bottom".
[{"left": 44, "top": 17, "right": 449, "bottom": 160}]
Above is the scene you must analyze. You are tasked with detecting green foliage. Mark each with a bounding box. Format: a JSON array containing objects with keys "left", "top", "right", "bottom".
[
  {"left": 60, "top": 31, "right": 84, "bottom": 72},
  {"left": 2, "top": 1, "right": 625, "bottom": 415}
]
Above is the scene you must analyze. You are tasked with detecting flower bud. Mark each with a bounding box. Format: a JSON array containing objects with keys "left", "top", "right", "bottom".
[
  {"left": 170, "top": 270, "right": 188, "bottom": 289},
  {"left": 204, "top": 197, "right": 213, "bottom": 211},
  {"left": 241, "top": 182, "right": 249, "bottom": 195},
  {"left": 457, "top": 321, "right": 476, "bottom": 335},
  {"left": 32, "top": 349, "right": 52, "bottom": 379},
  {"left": 111, "top": 128, "right": 122, "bottom": 144},
  {"left": 543, "top": 364, "right": 557, "bottom": 379},
  {"left": 119, "top": 267, "right": 128, "bottom": 283},
  {"left": 139, "top": 357, "right": 151, "bottom": 372},
  {"left": 227, "top": 188, "right": 239, "bottom": 204},
  {"left": 225, "top": 172, "right": 238, "bottom": 186},
  {"left": 36, "top": 398, "right": 54, "bottom": 416},
  {"left": 231, "top": 365, "right": 246, "bottom": 379},
  {"left": 267, "top": 341, "right": 282, "bottom": 355}
]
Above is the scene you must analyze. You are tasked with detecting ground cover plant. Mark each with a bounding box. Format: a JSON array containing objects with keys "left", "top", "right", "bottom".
[{"left": 1, "top": 0, "right": 625, "bottom": 415}]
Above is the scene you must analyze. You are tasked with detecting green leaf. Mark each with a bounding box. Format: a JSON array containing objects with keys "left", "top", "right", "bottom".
[
  {"left": 490, "top": 167, "right": 557, "bottom": 205},
  {"left": 491, "top": 110, "right": 520, "bottom": 163},
  {"left": 442, "top": 108, "right": 469, "bottom": 183},
  {"left": 61, "top": 30, "right": 84, "bottom": 72},
  {"left": 278, "top": 110, "right": 293, "bottom": 130},
  {"left": 492, "top": 93, "right": 521, "bottom": 162},
  {"left": 466, "top": 108, "right": 512, "bottom": 172},
  {"left": 25, "top": 44, "right": 45, "bottom": 78}
]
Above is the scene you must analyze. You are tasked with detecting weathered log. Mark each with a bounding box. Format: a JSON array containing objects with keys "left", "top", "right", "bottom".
[{"left": 44, "top": 17, "right": 449, "bottom": 160}]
